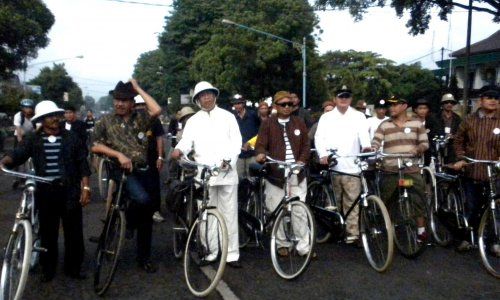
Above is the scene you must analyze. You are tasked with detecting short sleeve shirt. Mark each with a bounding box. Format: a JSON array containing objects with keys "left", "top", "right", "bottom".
[
  {"left": 13, "top": 112, "right": 34, "bottom": 136},
  {"left": 93, "top": 110, "right": 153, "bottom": 166}
]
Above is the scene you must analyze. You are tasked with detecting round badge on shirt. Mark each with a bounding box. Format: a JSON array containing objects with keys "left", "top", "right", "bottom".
[
  {"left": 294, "top": 129, "right": 301, "bottom": 136},
  {"left": 48, "top": 135, "right": 57, "bottom": 143},
  {"left": 404, "top": 127, "right": 411, "bottom": 134},
  {"left": 138, "top": 132, "right": 145, "bottom": 139},
  {"left": 493, "top": 128, "right": 500, "bottom": 135}
]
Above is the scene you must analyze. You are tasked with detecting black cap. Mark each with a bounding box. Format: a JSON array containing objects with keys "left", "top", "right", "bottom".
[
  {"left": 413, "top": 98, "right": 430, "bottom": 108},
  {"left": 386, "top": 96, "right": 408, "bottom": 104},
  {"left": 336, "top": 85, "right": 352, "bottom": 97},
  {"left": 374, "top": 99, "right": 387, "bottom": 108},
  {"left": 480, "top": 89, "right": 499, "bottom": 99}
]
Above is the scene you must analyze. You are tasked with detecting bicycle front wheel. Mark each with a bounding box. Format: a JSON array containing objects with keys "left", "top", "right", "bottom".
[
  {"left": 389, "top": 192, "right": 426, "bottom": 258},
  {"left": 184, "top": 209, "right": 228, "bottom": 297},
  {"left": 93, "top": 208, "right": 126, "bottom": 296},
  {"left": 478, "top": 205, "right": 500, "bottom": 278},
  {"left": 98, "top": 158, "right": 110, "bottom": 199},
  {"left": 429, "top": 184, "right": 454, "bottom": 246},
  {"left": 306, "top": 181, "right": 332, "bottom": 243},
  {"left": 360, "top": 195, "right": 394, "bottom": 272},
  {"left": 0, "top": 220, "right": 33, "bottom": 300},
  {"left": 270, "top": 200, "right": 316, "bottom": 280}
]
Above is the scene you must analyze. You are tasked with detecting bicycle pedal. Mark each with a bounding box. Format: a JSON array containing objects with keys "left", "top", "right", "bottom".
[
  {"left": 33, "top": 246, "right": 47, "bottom": 253},
  {"left": 173, "top": 226, "right": 188, "bottom": 233}
]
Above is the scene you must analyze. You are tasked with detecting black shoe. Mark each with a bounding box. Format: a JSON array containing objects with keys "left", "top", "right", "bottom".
[
  {"left": 138, "top": 260, "right": 157, "bottom": 273},
  {"left": 227, "top": 260, "right": 242, "bottom": 268},
  {"left": 65, "top": 270, "right": 87, "bottom": 280},
  {"left": 40, "top": 273, "right": 55, "bottom": 283},
  {"left": 88, "top": 235, "right": 99, "bottom": 243}
]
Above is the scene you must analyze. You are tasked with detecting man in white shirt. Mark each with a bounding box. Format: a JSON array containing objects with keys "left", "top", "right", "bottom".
[
  {"left": 13, "top": 99, "right": 35, "bottom": 145},
  {"left": 367, "top": 99, "right": 389, "bottom": 140},
  {"left": 315, "top": 86, "right": 371, "bottom": 244},
  {"left": 171, "top": 81, "right": 243, "bottom": 267}
]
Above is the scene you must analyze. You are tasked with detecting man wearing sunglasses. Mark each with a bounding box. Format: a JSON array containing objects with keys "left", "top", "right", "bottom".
[
  {"left": 436, "top": 93, "right": 462, "bottom": 164},
  {"left": 452, "top": 88, "right": 500, "bottom": 252},
  {"left": 315, "top": 86, "right": 371, "bottom": 245},
  {"left": 255, "top": 91, "right": 311, "bottom": 257}
]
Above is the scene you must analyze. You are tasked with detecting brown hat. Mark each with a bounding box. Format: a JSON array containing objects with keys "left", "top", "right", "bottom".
[
  {"left": 273, "top": 91, "right": 292, "bottom": 103},
  {"left": 322, "top": 100, "right": 335, "bottom": 109}
]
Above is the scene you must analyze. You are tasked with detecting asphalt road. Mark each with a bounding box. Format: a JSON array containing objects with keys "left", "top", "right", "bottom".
[{"left": 0, "top": 140, "right": 498, "bottom": 299}]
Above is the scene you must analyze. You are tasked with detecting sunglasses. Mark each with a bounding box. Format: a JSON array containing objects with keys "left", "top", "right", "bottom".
[
  {"left": 442, "top": 101, "right": 456, "bottom": 105},
  {"left": 337, "top": 94, "right": 351, "bottom": 99},
  {"left": 276, "top": 102, "right": 296, "bottom": 108}
]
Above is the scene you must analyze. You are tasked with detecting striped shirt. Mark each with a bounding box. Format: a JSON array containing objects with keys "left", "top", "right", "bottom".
[
  {"left": 454, "top": 109, "right": 500, "bottom": 182},
  {"left": 42, "top": 134, "right": 62, "bottom": 179},
  {"left": 278, "top": 118, "right": 295, "bottom": 164},
  {"left": 372, "top": 117, "right": 429, "bottom": 173}
]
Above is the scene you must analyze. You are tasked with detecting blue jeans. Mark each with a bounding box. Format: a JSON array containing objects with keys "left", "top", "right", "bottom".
[{"left": 124, "top": 168, "right": 154, "bottom": 262}]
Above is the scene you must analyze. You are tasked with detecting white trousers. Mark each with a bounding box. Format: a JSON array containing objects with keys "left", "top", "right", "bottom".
[
  {"left": 264, "top": 176, "right": 310, "bottom": 255},
  {"left": 200, "top": 184, "right": 239, "bottom": 262}
]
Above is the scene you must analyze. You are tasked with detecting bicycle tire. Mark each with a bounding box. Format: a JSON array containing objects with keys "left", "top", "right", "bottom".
[
  {"left": 98, "top": 158, "right": 110, "bottom": 200},
  {"left": 478, "top": 206, "right": 500, "bottom": 278},
  {"left": 239, "top": 189, "right": 257, "bottom": 249},
  {"left": 173, "top": 190, "right": 194, "bottom": 259},
  {"left": 30, "top": 210, "right": 40, "bottom": 270},
  {"left": 184, "top": 208, "right": 228, "bottom": 297},
  {"left": 0, "top": 220, "right": 33, "bottom": 300},
  {"left": 389, "top": 191, "right": 426, "bottom": 259},
  {"left": 270, "top": 200, "right": 316, "bottom": 280},
  {"left": 360, "top": 195, "right": 394, "bottom": 272},
  {"left": 429, "top": 184, "right": 454, "bottom": 247},
  {"left": 306, "top": 181, "right": 332, "bottom": 243},
  {"left": 93, "top": 208, "right": 126, "bottom": 296}
]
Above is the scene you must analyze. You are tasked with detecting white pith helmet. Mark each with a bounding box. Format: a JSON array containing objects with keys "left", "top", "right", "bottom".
[
  {"left": 192, "top": 81, "right": 219, "bottom": 104},
  {"left": 31, "top": 100, "right": 64, "bottom": 123}
]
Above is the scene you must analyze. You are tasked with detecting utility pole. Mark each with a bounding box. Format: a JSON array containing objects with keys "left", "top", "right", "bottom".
[{"left": 462, "top": 0, "right": 473, "bottom": 116}]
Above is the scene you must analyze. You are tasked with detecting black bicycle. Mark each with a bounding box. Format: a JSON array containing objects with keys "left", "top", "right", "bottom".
[
  {"left": 306, "top": 149, "right": 394, "bottom": 272},
  {"left": 238, "top": 156, "right": 316, "bottom": 280},
  {"left": 93, "top": 161, "right": 127, "bottom": 296}
]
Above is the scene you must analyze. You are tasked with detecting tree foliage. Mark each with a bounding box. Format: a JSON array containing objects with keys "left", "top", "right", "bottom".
[
  {"left": 314, "top": 0, "right": 500, "bottom": 35},
  {"left": 321, "top": 50, "right": 443, "bottom": 108},
  {"left": 135, "top": 0, "right": 328, "bottom": 111},
  {"left": 0, "top": 0, "right": 55, "bottom": 78},
  {"left": 28, "top": 63, "right": 83, "bottom": 108},
  {"left": 133, "top": 49, "right": 169, "bottom": 106}
]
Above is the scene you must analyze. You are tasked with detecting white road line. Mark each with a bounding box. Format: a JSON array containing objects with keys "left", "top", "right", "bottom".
[{"left": 201, "top": 266, "right": 240, "bottom": 300}]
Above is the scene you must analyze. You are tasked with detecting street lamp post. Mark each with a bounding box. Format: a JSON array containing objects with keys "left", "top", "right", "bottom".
[{"left": 221, "top": 19, "right": 307, "bottom": 108}]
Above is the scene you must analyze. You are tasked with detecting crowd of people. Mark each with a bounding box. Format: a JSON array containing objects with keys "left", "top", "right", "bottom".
[{"left": 0, "top": 79, "right": 498, "bottom": 284}]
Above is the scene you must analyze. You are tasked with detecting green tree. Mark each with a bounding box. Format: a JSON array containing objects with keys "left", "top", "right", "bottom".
[
  {"left": 0, "top": 81, "right": 24, "bottom": 113},
  {"left": 314, "top": 0, "right": 499, "bottom": 35},
  {"left": 83, "top": 95, "right": 96, "bottom": 111},
  {"left": 140, "top": 0, "right": 327, "bottom": 110},
  {"left": 133, "top": 49, "right": 169, "bottom": 106},
  {"left": 321, "top": 50, "right": 442, "bottom": 107},
  {"left": 321, "top": 50, "right": 396, "bottom": 103},
  {"left": 96, "top": 95, "right": 113, "bottom": 113},
  {"left": 0, "top": 0, "right": 55, "bottom": 78},
  {"left": 28, "top": 63, "right": 83, "bottom": 108}
]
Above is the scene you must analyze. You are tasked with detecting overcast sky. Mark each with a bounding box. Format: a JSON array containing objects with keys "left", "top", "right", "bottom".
[{"left": 24, "top": 0, "right": 499, "bottom": 100}]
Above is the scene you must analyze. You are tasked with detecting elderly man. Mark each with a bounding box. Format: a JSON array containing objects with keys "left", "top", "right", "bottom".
[
  {"left": 92, "top": 79, "right": 162, "bottom": 273},
  {"left": 290, "top": 92, "right": 314, "bottom": 128},
  {"left": 171, "top": 81, "right": 243, "bottom": 268},
  {"left": 315, "top": 86, "right": 371, "bottom": 244},
  {"left": 437, "top": 93, "right": 462, "bottom": 164},
  {"left": 1, "top": 100, "right": 91, "bottom": 282},
  {"left": 452, "top": 88, "right": 500, "bottom": 252}
]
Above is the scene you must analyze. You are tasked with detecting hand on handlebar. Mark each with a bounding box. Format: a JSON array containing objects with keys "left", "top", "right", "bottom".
[
  {"left": 256, "top": 153, "right": 266, "bottom": 164},
  {"left": 171, "top": 149, "right": 183, "bottom": 160},
  {"left": 451, "top": 160, "right": 468, "bottom": 171},
  {"left": 117, "top": 153, "right": 133, "bottom": 172}
]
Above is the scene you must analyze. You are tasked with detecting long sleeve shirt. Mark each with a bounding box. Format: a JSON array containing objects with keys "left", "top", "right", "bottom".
[
  {"left": 315, "top": 107, "right": 371, "bottom": 174},
  {"left": 175, "top": 106, "right": 242, "bottom": 186},
  {"left": 453, "top": 109, "right": 500, "bottom": 182}
]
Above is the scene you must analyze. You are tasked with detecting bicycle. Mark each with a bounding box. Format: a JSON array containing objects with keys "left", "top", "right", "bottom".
[
  {"left": 461, "top": 156, "right": 499, "bottom": 278},
  {"left": 306, "top": 149, "right": 394, "bottom": 272},
  {"left": 177, "top": 157, "right": 228, "bottom": 297},
  {"left": 238, "top": 156, "right": 316, "bottom": 280},
  {"left": 93, "top": 161, "right": 127, "bottom": 296},
  {"left": 377, "top": 152, "right": 427, "bottom": 258},
  {"left": 0, "top": 166, "right": 53, "bottom": 300},
  {"left": 427, "top": 136, "right": 471, "bottom": 247}
]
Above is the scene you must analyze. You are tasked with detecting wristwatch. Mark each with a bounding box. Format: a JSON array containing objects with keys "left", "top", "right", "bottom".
[
  {"left": 157, "top": 156, "right": 164, "bottom": 161},
  {"left": 83, "top": 186, "right": 91, "bottom": 192}
]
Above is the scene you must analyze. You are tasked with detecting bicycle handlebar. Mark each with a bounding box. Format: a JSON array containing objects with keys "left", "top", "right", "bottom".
[
  {"left": 461, "top": 156, "right": 500, "bottom": 165},
  {"left": 179, "top": 157, "right": 221, "bottom": 177},
  {"left": 1, "top": 166, "right": 54, "bottom": 184},
  {"left": 378, "top": 152, "right": 416, "bottom": 159}
]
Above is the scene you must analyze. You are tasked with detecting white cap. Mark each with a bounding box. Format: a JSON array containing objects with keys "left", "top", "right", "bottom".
[
  {"left": 134, "top": 95, "right": 145, "bottom": 104},
  {"left": 192, "top": 81, "right": 219, "bottom": 104}
]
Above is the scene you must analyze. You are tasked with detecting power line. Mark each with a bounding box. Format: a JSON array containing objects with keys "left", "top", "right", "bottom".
[{"left": 401, "top": 50, "right": 441, "bottom": 65}]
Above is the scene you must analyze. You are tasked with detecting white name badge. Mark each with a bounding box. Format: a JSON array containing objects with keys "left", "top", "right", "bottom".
[
  {"left": 48, "top": 135, "right": 57, "bottom": 143},
  {"left": 294, "top": 129, "right": 301, "bottom": 136},
  {"left": 138, "top": 132, "right": 145, "bottom": 139},
  {"left": 493, "top": 128, "right": 500, "bottom": 135},
  {"left": 444, "top": 127, "right": 451, "bottom": 134},
  {"left": 404, "top": 127, "right": 411, "bottom": 134}
]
